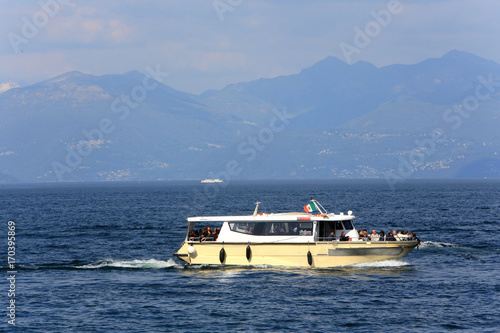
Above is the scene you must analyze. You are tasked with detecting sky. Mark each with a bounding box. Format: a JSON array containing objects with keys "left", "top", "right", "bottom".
[{"left": 1, "top": 0, "right": 499, "bottom": 94}]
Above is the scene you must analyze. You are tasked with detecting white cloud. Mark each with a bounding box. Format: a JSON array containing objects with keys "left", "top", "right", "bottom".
[{"left": 44, "top": 7, "right": 135, "bottom": 45}]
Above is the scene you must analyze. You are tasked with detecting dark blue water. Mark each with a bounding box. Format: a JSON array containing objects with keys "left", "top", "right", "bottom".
[{"left": 1, "top": 180, "right": 499, "bottom": 332}]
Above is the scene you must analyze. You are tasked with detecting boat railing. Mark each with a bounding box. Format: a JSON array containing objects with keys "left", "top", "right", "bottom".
[
  {"left": 188, "top": 236, "right": 218, "bottom": 243},
  {"left": 317, "top": 236, "right": 416, "bottom": 243}
]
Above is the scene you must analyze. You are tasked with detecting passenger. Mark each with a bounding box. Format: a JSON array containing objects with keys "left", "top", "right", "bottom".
[
  {"left": 200, "top": 226, "right": 209, "bottom": 239},
  {"left": 370, "top": 230, "right": 379, "bottom": 241},
  {"left": 204, "top": 231, "right": 215, "bottom": 241},
  {"left": 378, "top": 231, "right": 385, "bottom": 241},
  {"left": 396, "top": 230, "right": 406, "bottom": 241},
  {"left": 326, "top": 231, "right": 335, "bottom": 241},
  {"left": 339, "top": 231, "right": 350, "bottom": 241},
  {"left": 188, "top": 230, "right": 198, "bottom": 241},
  {"left": 199, "top": 226, "right": 210, "bottom": 241},
  {"left": 409, "top": 232, "right": 422, "bottom": 246},
  {"left": 386, "top": 231, "right": 396, "bottom": 241},
  {"left": 401, "top": 230, "right": 409, "bottom": 240},
  {"left": 414, "top": 233, "right": 422, "bottom": 246}
]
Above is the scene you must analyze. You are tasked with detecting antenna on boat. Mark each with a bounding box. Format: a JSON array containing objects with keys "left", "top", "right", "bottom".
[{"left": 253, "top": 201, "right": 261, "bottom": 215}]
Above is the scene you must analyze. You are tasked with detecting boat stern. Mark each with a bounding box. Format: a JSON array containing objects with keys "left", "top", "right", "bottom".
[{"left": 174, "top": 241, "right": 191, "bottom": 264}]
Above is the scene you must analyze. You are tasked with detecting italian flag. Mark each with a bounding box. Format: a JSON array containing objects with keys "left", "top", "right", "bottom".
[{"left": 303, "top": 201, "right": 318, "bottom": 213}]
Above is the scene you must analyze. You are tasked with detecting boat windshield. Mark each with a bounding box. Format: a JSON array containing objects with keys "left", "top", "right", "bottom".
[{"left": 343, "top": 220, "right": 353, "bottom": 230}]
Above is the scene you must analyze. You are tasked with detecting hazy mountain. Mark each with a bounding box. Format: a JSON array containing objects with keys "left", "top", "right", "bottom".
[
  {"left": 0, "top": 81, "right": 20, "bottom": 94},
  {"left": 1, "top": 50, "right": 499, "bottom": 182},
  {"left": 205, "top": 50, "right": 500, "bottom": 129},
  {"left": 201, "top": 56, "right": 386, "bottom": 129},
  {"left": 0, "top": 71, "right": 253, "bottom": 182}
]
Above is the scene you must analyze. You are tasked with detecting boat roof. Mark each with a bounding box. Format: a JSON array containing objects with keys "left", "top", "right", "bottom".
[{"left": 188, "top": 212, "right": 355, "bottom": 223}]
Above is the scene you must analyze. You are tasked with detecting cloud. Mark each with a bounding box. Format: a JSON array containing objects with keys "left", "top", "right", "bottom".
[{"left": 44, "top": 7, "right": 135, "bottom": 45}]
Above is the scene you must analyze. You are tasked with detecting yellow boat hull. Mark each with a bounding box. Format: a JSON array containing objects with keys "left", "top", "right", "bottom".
[{"left": 175, "top": 241, "right": 418, "bottom": 268}]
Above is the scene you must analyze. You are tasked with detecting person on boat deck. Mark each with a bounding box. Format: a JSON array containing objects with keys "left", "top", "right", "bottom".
[
  {"left": 357, "top": 229, "right": 365, "bottom": 241},
  {"left": 188, "top": 230, "right": 199, "bottom": 241},
  {"left": 370, "top": 230, "right": 379, "bottom": 241},
  {"left": 326, "top": 231, "right": 335, "bottom": 241},
  {"left": 390, "top": 230, "right": 396, "bottom": 240},
  {"left": 402, "top": 230, "right": 410, "bottom": 240},
  {"left": 357, "top": 229, "right": 364, "bottom": 239},
  {"left": 339, "top": 231, "right": 350, "bottom": 241},
  {"left": 386, "top": 231, "right": 397, "bottom": 241},
  {"left": 204, "top": 228, "right": 220, "bottom": 241},
  {"left": 378, "top": 230, "right": 385, "bottom": 241},
  {"left": 409, "top": 232, "right": 422, "bottom": 246}
]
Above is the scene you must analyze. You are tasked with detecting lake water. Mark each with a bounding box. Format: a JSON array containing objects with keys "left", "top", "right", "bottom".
[{"left": 1, "top": 180, "right": 499, "bottom": 332}]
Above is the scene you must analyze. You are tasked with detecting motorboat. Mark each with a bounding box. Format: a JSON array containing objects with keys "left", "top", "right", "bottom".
[
  {"left": 174, "top": 200, "right": 419, "bottom": 268},
  {"left": 200, "top": 179, "right": 224, "bottom": 183}
]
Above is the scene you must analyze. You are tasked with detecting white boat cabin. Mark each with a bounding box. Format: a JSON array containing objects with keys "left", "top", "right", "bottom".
[{"left": 187, "top": 211, "right": 360, "bottom": 243}]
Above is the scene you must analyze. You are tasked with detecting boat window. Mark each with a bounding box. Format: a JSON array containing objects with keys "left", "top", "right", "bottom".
[
  {"left": 229, "top": 222, "right": 256, "bottom": 234},
  {"left": 261, "top": 222, "right": 299, "bottom": 235},
  {"left": 229, "top": 222, "right": 310, "bottom": 236},
  {"left": 343, "top": 220, "right": 354, "bottom": 230},
  {"left": 335, "top": 221, "right": 344, "bottom": 230},
  {"left": 320, "top": 221, "right": 337, "bottom": 239},
  {"left": 299, "top": 222, "right": 313, "bottom": 235}
]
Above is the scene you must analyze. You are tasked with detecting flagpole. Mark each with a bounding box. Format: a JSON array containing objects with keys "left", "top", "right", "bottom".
[
  {"left": 253, "top": 201, "right": 260, "bottom": 215},
  {"left": 311, "top": 198, "right": 327, "bottom": 214}
]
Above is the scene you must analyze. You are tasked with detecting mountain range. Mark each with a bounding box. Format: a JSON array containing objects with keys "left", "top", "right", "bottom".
[{"left": 1, "top": 50, "right": 499, "bottom": 183}]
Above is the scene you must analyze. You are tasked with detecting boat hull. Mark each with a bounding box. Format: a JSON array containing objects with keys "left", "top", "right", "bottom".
[{"left": 174, "top": 241, "right": 418, "bottom": 268}]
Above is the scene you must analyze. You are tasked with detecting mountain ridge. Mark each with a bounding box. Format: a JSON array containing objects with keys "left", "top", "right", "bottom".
[{"left": 1, "top": 50, "right": 499, "bottom": 182}]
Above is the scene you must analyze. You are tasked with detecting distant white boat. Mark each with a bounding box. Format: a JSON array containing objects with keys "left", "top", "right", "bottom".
[{"left": 201, "top": 179, "right": 224, "bottom": 183}]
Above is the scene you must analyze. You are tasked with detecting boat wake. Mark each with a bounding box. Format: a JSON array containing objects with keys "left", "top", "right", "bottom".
[
  {"left": 78, "top": 258, "right": 181, "bottom": 269},
  {"left": 421, "top": 241, "right": 462, "bottom": 248},
  {"left": 350, "top": 259, "right": 410, "bottom": 268}
]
